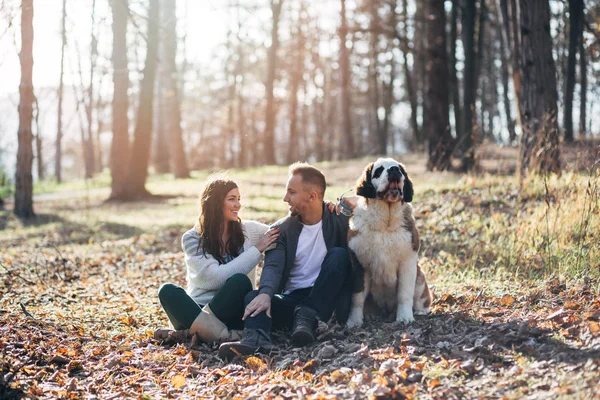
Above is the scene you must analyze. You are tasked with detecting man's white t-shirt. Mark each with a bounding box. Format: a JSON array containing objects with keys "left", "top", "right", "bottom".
[{"left": 284, "top": 220, "right": 327, "bottom": 294}]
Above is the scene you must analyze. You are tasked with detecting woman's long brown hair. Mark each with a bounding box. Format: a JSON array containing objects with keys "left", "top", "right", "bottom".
[{"left": 196, "top": 177, "right": 245, "bottom": 264}]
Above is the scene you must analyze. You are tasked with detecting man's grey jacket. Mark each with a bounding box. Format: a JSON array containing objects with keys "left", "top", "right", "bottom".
[{"left": 258, "top": 203, "right": 350, "bottom": 297}]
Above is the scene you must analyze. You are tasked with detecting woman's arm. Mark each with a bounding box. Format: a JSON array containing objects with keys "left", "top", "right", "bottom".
[{"left": 183, "top": 229, "right": 262, "bottom": 291}]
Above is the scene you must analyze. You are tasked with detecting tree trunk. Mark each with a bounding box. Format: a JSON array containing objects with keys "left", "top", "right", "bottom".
[
  {"left": 369, "top": 0, "right": 383, "bottom": 155},
  {"left": 154, "top": 55, "right": 170, "bottom": 173},
  {"left": 339, "top": 0, "right": 355, "bottom": 159},
  {"left": 86, "top": 0, "right": 98, "bottom": 175},
  {"left": 34, "top": 97, "right": 44, "bottom": 180},
  {"left": 506, "top": 0, "right": 522, "bottom": 122},
  {"left": 449, "top": 0, "right": 461, "bottom": 140},
  {"left": 415, "top": 0, "right": 426, "bottom": 143},
  {"left": 286, "top": 13, "right": 304, "bottom": 164},
  {"left": 578, "top": 6, "right": 586, "bottom": 138},
  {"left": 496, "top": 0, "right": 517, "bottom": 143},
  {"left": 515, "top": 0, "right": 560, "bottom": 176},
  {"left": 564, "top": 0, "right": 582, "bottom": 143},
  {"left": 109, "top": 0, "right": 130, "bottom": 199},
  {"left": 162, "top": 0, "right": 189, "bottom": 178},
  {"left": 459, "top": 0, "right": 477, "bottom": 170},
  {"left": 263, "top": 0, "right": 283, "bottom": 165},
  {"left": 125, "top": 0, "right": 159, "bottom": 198},
  {"left": 15, "top": 0, "right": 35, "bottom": 218},
  {"left": 55, "top": 0, "right": 66, "bottom": 183},
  {"left": 424, "top": 0, "right": 453, "bottom": 171},
  {"left": 400, "top": 0, "right": 420, "bottom": 146}
]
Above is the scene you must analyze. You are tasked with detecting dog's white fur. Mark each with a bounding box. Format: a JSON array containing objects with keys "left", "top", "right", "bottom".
[{"left": 346, "top": 158, "right": 431, "bottom": 328}]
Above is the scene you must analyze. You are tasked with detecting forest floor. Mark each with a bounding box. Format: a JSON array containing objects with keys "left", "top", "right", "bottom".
[{"left": 1, "top": 141, "right": 599, "bottom": 399}]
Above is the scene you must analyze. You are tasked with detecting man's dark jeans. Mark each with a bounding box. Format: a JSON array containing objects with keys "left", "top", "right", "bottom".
[{"left": 244, "top": 247, "right": 352, "bottom": 334}]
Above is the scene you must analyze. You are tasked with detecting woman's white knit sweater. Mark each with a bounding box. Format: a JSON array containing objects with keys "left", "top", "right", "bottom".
[{"left": 183, "top": 220, "right": 269, "bottom": 306}]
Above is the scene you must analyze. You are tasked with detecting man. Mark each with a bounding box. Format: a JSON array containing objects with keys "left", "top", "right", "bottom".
[{"left": 219, "top": 163, "right": 352, "bottom": 359}]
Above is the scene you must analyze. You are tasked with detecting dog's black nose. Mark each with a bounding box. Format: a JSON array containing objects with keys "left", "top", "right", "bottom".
[{"left": 388, "top": 166, "right": 401, "bottom": 179}]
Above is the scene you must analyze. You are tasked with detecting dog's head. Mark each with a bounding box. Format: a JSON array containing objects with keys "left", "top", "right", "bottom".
[{"left": 355, "top": 158, "right": 413, "bottom": 203}]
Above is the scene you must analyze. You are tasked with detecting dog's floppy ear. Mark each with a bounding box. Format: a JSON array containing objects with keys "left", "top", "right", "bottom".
[
  {"left": 356, "top": 162, "right": 377, "bottom": 198},
  {"left": 399, "top": 163, "right": 413, "bottom": 203}
]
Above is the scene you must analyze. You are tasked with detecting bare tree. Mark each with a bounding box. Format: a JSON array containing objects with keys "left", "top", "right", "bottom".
[
  {"left": 564, "top": 0, "right": 583, "bottom": 142},
  {"left": 579, "top": 3, "right": 586, "bottom": 138},
  {"left": 448, "top": 0, "right": 462, "bottom": 140},
  {"left": 263, "top": 0, "right": 284, "bottom": 165},
  {"left": 424, "top": 0, "right": 453, "bottom": 171},
  {"left": 286, "top": 3, "right": 305, "bottom": 164},
  {"left": 514, "top": 0, "right": 560, "bottom": 176},
  {"left": 496, "top": 0, "right": 517, "bottom": 143},
  {"left": 15, "top": 0, "right": 35, "bottom": 218},
  {"left": 109, "top": 0, "right": 130, "bottom": 200},
  {"left": 162, "top": 0, "right": 189, "bottom": 178},
  {"left": 55, "top": 0, "right": 66, "bottom": 183},
  {"left": 339, "top": 0, "right": 356, "bottom": 158},
  {"left": 398, "top": 0, "right": 421, "bottom": 146},
  {"left": 459, "top": 0, "right": 478, "bottom": 170},
  {"left": 125, "top": 0, "right": 160, "bottom": 198}
]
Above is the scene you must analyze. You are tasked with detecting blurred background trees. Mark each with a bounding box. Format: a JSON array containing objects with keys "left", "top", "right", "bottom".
[{"left": 1, "top": 0, "right": 599, "bottom": 210}]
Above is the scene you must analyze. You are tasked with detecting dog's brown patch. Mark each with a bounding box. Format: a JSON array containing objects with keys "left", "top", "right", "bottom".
[
  {"left": 348, "top": 228, "right": 358, "bottom": 241},
  {"left": 420, "top": 284, "right": 432, "bottom": 309},
  {"left": 403, "top": 206, "right": 420, "bottom": 252}
]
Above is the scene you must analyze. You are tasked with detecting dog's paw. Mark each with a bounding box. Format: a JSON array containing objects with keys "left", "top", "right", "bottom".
[
  {"left": 413, "top": 309, "right": 430, "bottom": 316},
  {"left": 346, "top": 309, "right": 364, "bottom": 329},
  {"left": 395, "top": 307, "right": 415, "bottom": 324}
]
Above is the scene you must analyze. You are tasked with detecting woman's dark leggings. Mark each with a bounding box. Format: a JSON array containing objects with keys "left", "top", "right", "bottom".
[{"left": 158, "top": 273, "right": 253, "bottom": 331}]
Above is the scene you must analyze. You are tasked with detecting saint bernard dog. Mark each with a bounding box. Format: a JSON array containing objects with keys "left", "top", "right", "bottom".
[{"left": 346, "top": 158, "right": 432, "bottom": 328}]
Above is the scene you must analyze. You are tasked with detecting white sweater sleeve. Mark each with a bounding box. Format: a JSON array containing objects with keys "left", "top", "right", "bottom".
[{"left": 183, "top": 228, "right": 262, "bottom": 291}]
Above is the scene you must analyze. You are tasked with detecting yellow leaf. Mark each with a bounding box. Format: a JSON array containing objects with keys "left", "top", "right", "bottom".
[
  {"left": 171, "top": 374, "right": 186, "bottom": 388},
  {"left": 245, "top": 356, "right": 267, "bottom": 371},
  {"left": 590, "top": 321, "right": 600, "bottom": 337},
  {"left": 429, "top": 378, "right": 441, "bottom": 388},
  {"left": 499, "top": 295, "right": 515, "bottom": 307}
]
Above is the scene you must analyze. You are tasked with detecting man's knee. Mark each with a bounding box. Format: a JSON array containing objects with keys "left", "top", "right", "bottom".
[
  {"left": 158, "top": 283, "right": 181, "bottom": 302},
  {"left": 244, "top": 289, "right": 261, "bottom": 306},
  {"left": 226, "top": 273, "right": 253, "bottom": 293}
]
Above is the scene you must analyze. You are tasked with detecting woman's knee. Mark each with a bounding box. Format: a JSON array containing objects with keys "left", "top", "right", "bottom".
[
  {"left": 158, "top": 283, "right": 182, "bottom": 302},
  {"left": 225, "top": 273, "right": 253, "bottom": 293}
]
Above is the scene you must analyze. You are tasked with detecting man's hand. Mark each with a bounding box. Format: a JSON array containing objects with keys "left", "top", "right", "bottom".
[{"left": 243, "top": 293, "right": 272, "bottom": 320}]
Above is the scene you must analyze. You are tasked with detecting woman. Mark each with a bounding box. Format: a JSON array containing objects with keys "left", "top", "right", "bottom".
[{"left": 155, "top": 176, "right": 279, "bottom": 344}]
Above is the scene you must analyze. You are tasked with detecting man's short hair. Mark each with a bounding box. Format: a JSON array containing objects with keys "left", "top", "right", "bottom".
[{"left": 289, "top": 162, "right": 326, "bottom": 199}]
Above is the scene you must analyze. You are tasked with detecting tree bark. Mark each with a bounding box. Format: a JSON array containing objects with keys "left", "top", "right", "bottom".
[
  {"left": 459, "top": 0, "right": 478, "bottom": 170},
  {"left": 448, "top": 0, "right": 461, "bottom": 140},
  {"left": 578, "top": 6, "right": 586, "bottom": 138},
  {"left": 55, "top": 0, "right": 66, "bottom": 183},
  {"left": 369, "top": 0, "right": 383, "bottom": 155},
  {"left": 563, "top": 0, "right": 582, "bottom": 143},
  {"left": 263, "top": 0, "right": 284, "bottom": 165},
  {"left": 424, "top": 0, "right": 453, "bottom": 171},
  {"left": 162, "top": 0, "right": 189, "bottom": 178},
  {"left": 399, "top": 0, "right": 421, "bottom": 146},
  {"left": 15, "top": 0, "right": 35, "bottom": 218},
  {"left": 339, "top": 0, "right": 356, "bottom": 159},
  {"left": 286, "top": 14, "right": 304, "bottom": 164},
  {"left": 496, "top": 0, "right": 516, "bottom": 143},
  {"left": 109, "top": 0, "right": 130, "bottom": 199},
  {"left": 515, "top": 0, "right": 561, "bottom": 176},
  {"left": 125, "top": 0, "right": 160, "bottom": 198},
  {"left": 34, "top": 97, "right": 44, "bottom": 180}
]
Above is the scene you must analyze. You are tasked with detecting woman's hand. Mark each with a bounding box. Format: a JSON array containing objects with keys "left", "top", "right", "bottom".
[{"left": 256, "top": 227, "right": 279, "bottom": 252}]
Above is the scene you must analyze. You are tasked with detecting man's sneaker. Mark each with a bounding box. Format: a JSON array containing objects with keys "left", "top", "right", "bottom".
[
  {"left": 291, "top": 306, "right": 318, "bottom": 347},
  {"left": 218, "top": 328, "right": 274, "bottom": 360}
]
